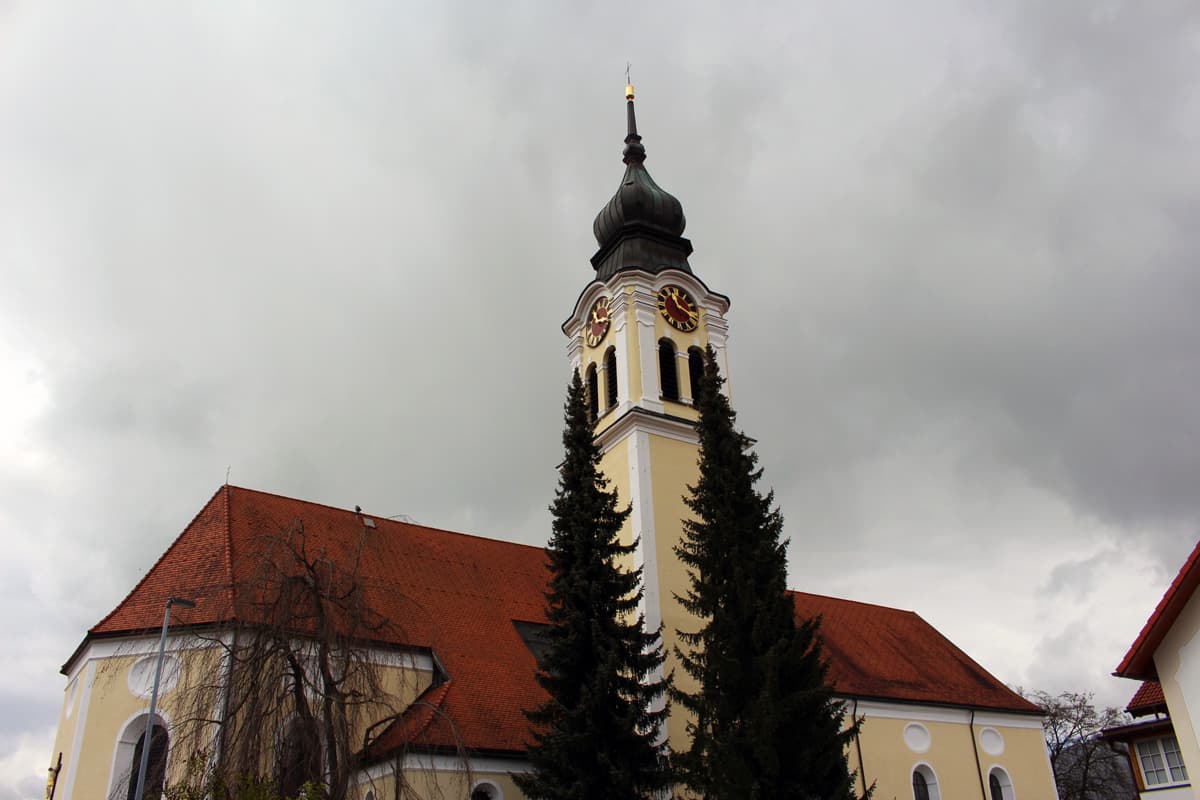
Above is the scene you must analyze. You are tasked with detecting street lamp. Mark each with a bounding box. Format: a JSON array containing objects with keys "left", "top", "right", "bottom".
[{"left": 132, "top": 596, "right": 195, "bottom": 800}]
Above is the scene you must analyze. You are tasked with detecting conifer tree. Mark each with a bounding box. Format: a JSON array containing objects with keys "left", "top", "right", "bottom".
[
  {"left": 673, "top": 348, "right": 862, "bottom": 800},
  {"left": 516, "top": 371, "right": 671, "bottom": 800}
]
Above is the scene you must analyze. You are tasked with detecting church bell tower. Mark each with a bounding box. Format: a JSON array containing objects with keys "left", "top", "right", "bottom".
[{"left": 561, "top": 83, "right": 731, "bottom": 752}]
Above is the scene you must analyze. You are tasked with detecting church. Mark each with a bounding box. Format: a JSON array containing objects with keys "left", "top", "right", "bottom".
[{"left": 47, "top": 86, "right": 1059, "bottom": 800}]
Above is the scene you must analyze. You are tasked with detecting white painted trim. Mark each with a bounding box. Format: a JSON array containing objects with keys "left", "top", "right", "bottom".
[
  {"left": 62, "top": 660, "right": 96, "bottom": 800},
  {"left": 632, "top": 288, "right": 664, "bottom": 413},
  {"left": 911, "top": 761, "right": 942, "bottom": 800},
  {"left": 986, "top": 764, "right": 1017, "bottom": 800},
  {"left": 674, "top": 349, "right": 693, "bottom": 404},
  {"left": 594, "top": 408, "right": 698, "bottom": 455},
  {"left": 105, "top": 708, "right": 173, "bottom": 800},
  {"left": 356, "top": 753, "right": 530, "bottom": 781},
  {"left": 73, "top": 633, "right": 432, "bottom": 673},
  {"left": 471, "top": 778, "right": 504, "bottom": 799},
  {"left": 628, "top": 430, "right": 661, "bottom": 633},
  {"left": 610, "top": 294, "right": 630, "bottom": 407},
  {"left": 849, "top": 698, "right": 1045, "bottom": 729}
]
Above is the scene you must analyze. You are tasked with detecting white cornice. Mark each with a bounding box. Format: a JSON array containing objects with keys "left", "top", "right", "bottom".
[
  {"left": 847, "top": 698, "right": 1045, "bottom": 729},
  {"left": 594, "top": 407, "right": 698, "bottom": 454},
  {"left": 357, "top": 753, "right": 530, "bottom": 781},
  {"left": 563, "top": 268, "right": 730, "bottom": 334}
]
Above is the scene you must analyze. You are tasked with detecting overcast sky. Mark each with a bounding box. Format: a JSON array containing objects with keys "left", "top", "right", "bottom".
[{"left": 2, "top": 1, "right": 1198, "bottom": 796}]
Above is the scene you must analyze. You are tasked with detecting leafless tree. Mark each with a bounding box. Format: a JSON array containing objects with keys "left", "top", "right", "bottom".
[
  {"left": 1025, "top": 689, "right": 1135, "bottom": 800},
  {"left": 156, "top": 517, "right": 453, "bottom": 800}
]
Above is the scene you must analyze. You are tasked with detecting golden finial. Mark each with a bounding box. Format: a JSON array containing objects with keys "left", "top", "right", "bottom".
[{"left": 626, "top": 62, "right": 635, "bottom": 100}]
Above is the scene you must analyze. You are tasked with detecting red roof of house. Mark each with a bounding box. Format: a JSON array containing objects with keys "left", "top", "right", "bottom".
[
  {"left": 79, "top": 485, "right": 1040, "bottom": 758},
  {"left": 1127, "top": 681, "right": 1167, "bottom": 717},
  {"left": 1116, "top": 538, "right": 1200, "bottom": 681}
]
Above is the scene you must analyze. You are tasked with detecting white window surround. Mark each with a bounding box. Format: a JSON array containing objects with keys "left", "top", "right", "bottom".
[
  {"left": 911, "top": 762, "right": 941, "bottom": 800},
  {"left": 988, "top": 765, "right": 1016, "bottom": 800},
  {"left": 470, "top": 779, "right": 503, "bottom": 799},
  {"left": 106, "top": 710, "right": 170, "bottom": 800},
  {"left": 1136, "top": 735, "right": 1190, "bottom": 787},
  {"left": 128, "top": 653, "right": 182, "bottom": 699},
  {"left": 903, "top": 722, "right": 931, "bottom": 753},
  {"left": 979, "top": 726, "right": 1005, "bottom": 756}
]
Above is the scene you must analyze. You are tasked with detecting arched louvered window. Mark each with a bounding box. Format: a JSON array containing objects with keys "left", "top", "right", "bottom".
[
  {"left": 658, "top": 339, "right": 679, "bottom": 402},
  {"left": 604, "top": 347, "right": 618, "bottom": 409},
  {"left": 687, "top": 347, "right": 704, "bottom": 403},
  {"left": 125, "top": 724, "right": 168, "bottom": 800},
  {"left": 912, "top": 771, "right": 930, "bottom": 800},
  {"left": 277, "top": 717, "right": 321, "bottom": 799},
  {"left": 586, "top": 364, "right": 599, "bottom": 422}
]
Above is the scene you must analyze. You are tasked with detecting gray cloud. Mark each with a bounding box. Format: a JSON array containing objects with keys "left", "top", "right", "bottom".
[{"left": 2, "top": 0, "right": 1197, "bottom": 790}]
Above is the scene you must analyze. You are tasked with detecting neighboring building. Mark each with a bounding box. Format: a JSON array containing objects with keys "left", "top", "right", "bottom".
[
  {"left": 1104, "top": 681, "right": 1190, "bottom": 798},
  {"left": 1114, "top": 538, "right": 1200, "bottom": 799},
  {"left": 47, "top": 87, "right": 1060, "bottom": 800}
]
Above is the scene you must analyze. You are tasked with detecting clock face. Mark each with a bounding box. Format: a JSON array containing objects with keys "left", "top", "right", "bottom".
[
  {"left": 657, "top": 286, "right": 699, "bottom": 332},
  {"left": 585, "top": 296, "right": 611, "bottom": 347}
]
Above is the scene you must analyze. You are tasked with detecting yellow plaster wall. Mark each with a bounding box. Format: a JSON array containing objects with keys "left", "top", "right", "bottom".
[
  {"left": 46, "top": 667, "right": 86, "bottom": 797},
  {"left": 646, "top": 433, "right": 702, "bottom": 751},
  {"left": 357, "top": 763, "right": 525, "bottom": 800},
  {"left": 1154, "top": 587, "right": 1200, "bottom": 793},
  {"left": 598, "top": 437, "right": 636, "bottom": 579},
  {"left": 55, "top": 641, "right": 434, "bottom": 799},
  {"left": 853, "top": 714, "right": 1056, "bottom": 800},
  {"left": 71, "top": 646, "right": 224, "bottom": 796}
]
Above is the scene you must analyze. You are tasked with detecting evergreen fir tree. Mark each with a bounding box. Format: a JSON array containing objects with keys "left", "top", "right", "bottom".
[
  {"left": 673, "top": 347, "right": 863, "bottom": 800},
  {"left": 515, "top": 371, "right": 671, "bottom": 800}
]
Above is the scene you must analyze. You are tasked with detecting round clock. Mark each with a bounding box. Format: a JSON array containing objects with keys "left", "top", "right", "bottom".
[
  {"left": 657, "top": 286, "right": 699, "bottom": 332},
  {"left": 585, "top": 296, "right": 612, "bottom": 346}
]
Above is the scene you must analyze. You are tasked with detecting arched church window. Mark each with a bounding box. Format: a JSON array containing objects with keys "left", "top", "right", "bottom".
[
  {"left": 658, "top": 339, "right": 679, "bottom": 402},
  {"left": 604, "top": 347, "right": 618, "bottom": 409},
  {"left": 277, "top": 717, "right": 321, "bottom": 799},
  {"left": 988, "top": 766, "right": 1014, "bottom": 800},
  {"left": 687, "top": 346, "right": 704, "bottom": 403},
  {"left": 585, "top": 364, "right": 599, "bottom": 422},
  {"left": 470, "top": 781, "right": 502, "bottom": 800},
  {"left": 911, "top": 764, "right": 940, "bottom": 800},
  {"left": 912, "top": 771, "right": 930, "bottom": 800},
  {"left": 125, "top": 723, "right": 169, "bottom": 800}
]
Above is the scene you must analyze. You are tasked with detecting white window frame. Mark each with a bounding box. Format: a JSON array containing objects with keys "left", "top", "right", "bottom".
[
  {"left": 1136, "top": 735, "right": 1189, "bottom": 787},
  {"left": 911, "top": 762, "right": 941, "bottom": 800},
  {"left": 988, "top": 765, "right": 1016, "bottom": 800},
  {"left": 470, "top": 779, "right": 503, "bottom": 800}
]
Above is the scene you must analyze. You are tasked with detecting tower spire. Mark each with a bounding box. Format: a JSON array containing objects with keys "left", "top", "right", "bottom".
[
  {"left": 624, "top": 73, "right": 645, "bottom": 164},
  {"left": 590, "top": 79, "right": 693, "bottom": 281}
]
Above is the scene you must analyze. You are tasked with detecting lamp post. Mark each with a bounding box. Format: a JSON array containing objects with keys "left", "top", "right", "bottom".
[{"left": 132, "top": 596, "right": 194, "bottom": 800}]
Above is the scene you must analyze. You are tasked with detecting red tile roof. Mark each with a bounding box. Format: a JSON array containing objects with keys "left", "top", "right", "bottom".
[
  {"left": 1116, "top": 538, "right": 1200, "bottom": 681},
  {"left": 792, "top": 593, "right": 1039, "bottom": 713},
  {"left": 1127, "top": 681, "right": 1167, "bottom": 717},
  {"left": 78, "top": 485, "right": 1040, "bottom": 758}
]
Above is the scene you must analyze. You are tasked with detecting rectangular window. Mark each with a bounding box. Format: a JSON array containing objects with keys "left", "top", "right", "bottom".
[{"left": 1138, "top": 736, "right": 1189, "bottom": 786}]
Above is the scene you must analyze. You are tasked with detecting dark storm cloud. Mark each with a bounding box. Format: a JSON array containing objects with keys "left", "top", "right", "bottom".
[{"left": 2, "top": 0, "right": 1198, "bottom": 790}]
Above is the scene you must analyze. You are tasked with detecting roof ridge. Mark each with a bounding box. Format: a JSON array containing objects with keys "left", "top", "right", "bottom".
[
  {"left": 223, "top": 484, "right": 547, "bottom": 553},
  {"left": 910, "top": 609, "right": 1037, "bottom": 710},
  {"left": 89, "top": 484, "right": 230, "bottom": 633},
  {"left": 787, "top": 589, "right": 918, "bottom": 616}
]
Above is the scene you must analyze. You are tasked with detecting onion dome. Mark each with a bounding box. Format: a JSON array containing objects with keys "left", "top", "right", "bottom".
[{"left": 590, "top": 84, "right": 694, "bottom": 281}]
